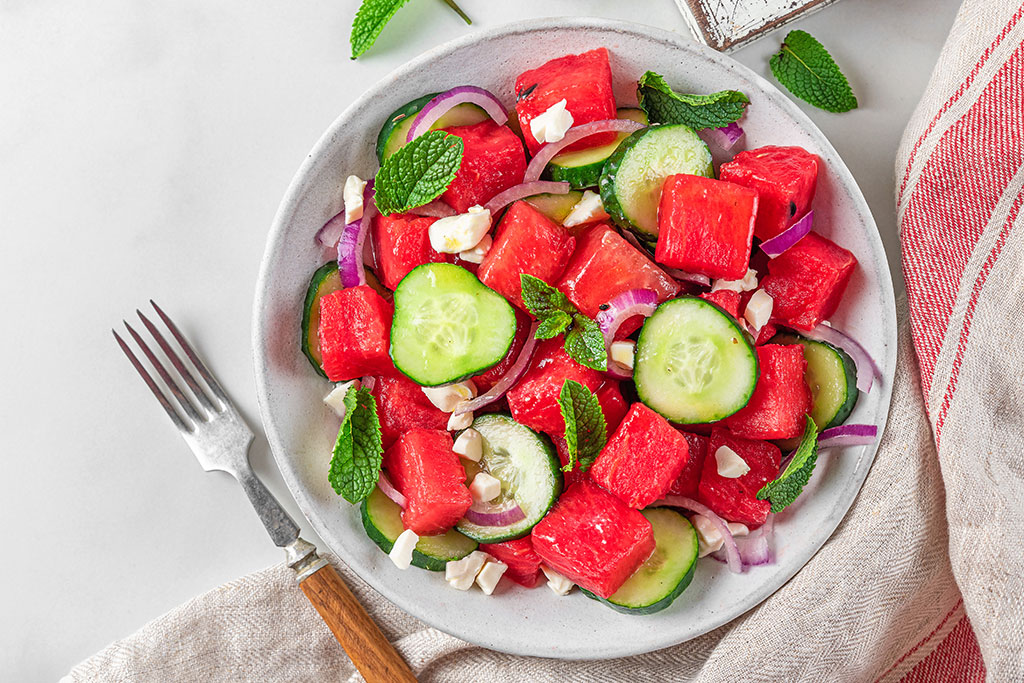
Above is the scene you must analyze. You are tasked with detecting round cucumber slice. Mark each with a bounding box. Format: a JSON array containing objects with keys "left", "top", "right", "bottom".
[
  {"left": 582, "top": 508, "right": 698, "bottom": 615},
  {"left": 635, "top": 296, "right": 759, "bottom": 423},
  {"left": 544, "top": 108, "right": 649, "bottom": 189},
  {"left": 361, "top": 486, "right": 478, "bottom": 571},
  {"left": 390, "top": 263, "right": 516, "bottom": 386},
  {"left": 524, "top": 190, "right": 584, "bottom": 224},
  {"left": 772, "top": 333, "right": 859, "bottom": 429},
  {"left": 456, "top": 414, "right": 562, "bottom": 543},
  {"left": 375, "top": 94, "right": 489, "bottom": 163},
  {"left": 599, "top": 124, "right": 713, "bottom": 241}
]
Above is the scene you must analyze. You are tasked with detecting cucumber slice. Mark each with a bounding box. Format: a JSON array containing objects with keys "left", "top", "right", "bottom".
[
  {"left": 583, "top": 508, "right": 698, "bottom": 614},
  {"left": 599, "top": 124, "right": 713, "bottom": 241},
  {"left": 456, "top": 414, "right": 563, "bottom": 543},
  {"left": 772, "top": 333, "right": 859, "bottom": 429},
  {"left": 524, "top": 190, "right": 584, "bottom": 223},
  {"left": 361, "top": 486, "right": 478, "bottom": 571},
  {"left": 376, "top": 94, "right": 488, "bottom": 162},
  {"left": 390, "top": 263, "right": 516, "bottom": 386},
  {"left": 635, "top": 296, "right": 758, "bottom": 423},
  {"left": 544, "top": 108, "right": 649, "bottom": 189}
]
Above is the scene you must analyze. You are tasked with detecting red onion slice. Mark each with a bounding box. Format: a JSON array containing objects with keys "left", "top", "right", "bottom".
[
  {"left": 407, "top": 86, "right": 508, "bottom": 142},
  {"left": 802, "top": 323, "right": 881, "bottom": 393},
  {"left": 712, "top": 514, "right": 774, "bottom": 567},
  {"left": 315, "top": 210, "right": 348, "bottom": 249},
  {"left": 463, "top": 498, "right": 526, "bottom": 526},
  {"left": 662, "top": 266, "right": 712, "bottom": 287},
  {"left": 360, "top": 375, "right": 376, "bottom": 393},
  {"left": 408, "top": 200, "right": 457, "bottom": 218},
  {"left": 652, "top": 496, "right": 742, "bottom": 574},
  {"left": 704, "top": 121, "right": 745, "bottom": 151},
  {"left": 760, "top": 211, "right": 813, "bottom": 258},
  {"left": 337, "top": 180, "right": 376, "bottom": 288},
  {"left": 484, "top": 181, "right": 571, "bottom": 215},
  {"left": 524, "top": 119, "right": 646, "bottom": 183},
  {"left": 377, "top": 472, "right": 406, "bottom": 509},
  {"left": 605, "top": 361, "right": 633, "bottom": 380},
  {"left": 819, "top": 423, "right": 878, "bottom": 448},
  {"left": 454, "top": 323, "right": 539, "bottom": 414},
  {"left": 595, "top": 289, "right": 659, "bottom": 348}
]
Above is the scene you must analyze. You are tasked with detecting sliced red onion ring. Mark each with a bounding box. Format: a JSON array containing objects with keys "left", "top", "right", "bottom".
[
  {"left": 315, "top": 210, "right": 348, "bottom": 249},
  {"left": 705, "top": 121, "right": 745, "bottom": 151},
  {"left": 525, "top": 119, "right": 646, "bottom": 183},
  {"left": 407, "top": 86, "right": 508, "bottom": 142},
  {"left": 337, "top": 180, "right": 376, "bottom": 287},
  {"left": 760, "top": 211, "right": 813, "bottom": 258},
  {"left": 596, "top": 289, "right": 659, "bottom": 348},
  {"left": 463, "top": 498, "right": 526, "bottom": 526},
  {"left": 662, "top": 266, "right": 712, "bottom": 287},
  {"left": 605, "top": 361, "right": 633, "bottom": 380},
  {"left": 652, "top": 496, "right": 742, "bottom": 574},
  {"left": 802, "top": 323, "right": 881, "bottom": 393},
  {"left": 484, "top": 180, "right": 571, "bottom": 214},
  {"left": 377, "top": 472, "right": 406, "bottom": 509},
  {"left": 360, "top": 375, "right": 376, "bottom": 393},
  {"left": 712, "top": 514, "right": 775, "bottom": 567},
  {"left": 819, "top": 423, "right": 878, "bottom": 448},
  {"left": 454, "top": 323, "right": 539, "bottom": 415},
  {"left": 408, "top": 200, "right": 457, "bottom": 218}
]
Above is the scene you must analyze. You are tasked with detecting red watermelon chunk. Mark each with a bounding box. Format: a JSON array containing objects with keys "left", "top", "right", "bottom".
[
  {"left": 697, "top": 428, "right": 781, "bottom": 528},
  {"left": 760, "top": 231, "right": 857, "bottom": 331},
  {"left": 480, "top": 538, "right": 543, "bottom": 588},
  {"left": 700, "top": 289, "right": 742, "bottom": 319},
  {"left": 318, "top": 286, "right": 394, "bottom": 381},
  {"left": 531, "top": 479, "right": 655, "bottom": 598},
  {"left": 514, "top": 48, "right": 617, "bottom": 155},
  {"left": 595, "top": 382, "right": 628, "bottom": 436},
  {"left": 472, "top": 308, "right": 531, "bottom": 393},
  {"left": 590, "top": 404, "right": 690, "bottom": 509},
  {"left": 373, "top": 213, "right": 451, "bottom": 290},
  {"left": 723, "top": 344, "right": 810, "bottom": 440},
  {"left": 506, "top": 338, "right": 603, "bottom": 436},
  {"left": 667, "top": 431, "right": 709, "bottom": 498},
  {"left": 656, "top": 174, "right": 758, "bottom": 280},
  {"left": 719, "top": 146, "right": 819, "bottom": 240},
  {"left": 440, "top": 120, "right": 527, "bottom": 213},
  {"left": 755, "top": 321, "right": 778, "bottom": 345},
  {"left": 383, "top": 429, "right": 472, "bottom": 535},
  {"left": 370, "top": 374, "right": 449, "bottom": 449},
  {"left": 478, "top": 201, "right": 575, "bottom": 310}
]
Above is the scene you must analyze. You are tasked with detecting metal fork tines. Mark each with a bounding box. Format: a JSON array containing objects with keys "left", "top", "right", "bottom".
[{"left": 113, "top": 301, "right": 300, "bottom": 548}]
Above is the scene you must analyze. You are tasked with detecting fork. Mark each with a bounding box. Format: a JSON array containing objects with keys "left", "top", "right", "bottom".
[{"left": 113, "top": 301, "right": 416, "bottom": 683}]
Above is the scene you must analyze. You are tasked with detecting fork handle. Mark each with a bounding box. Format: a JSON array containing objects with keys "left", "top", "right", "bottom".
[{"left": 287, "top": 540, "right": 417, "bottom": 683}]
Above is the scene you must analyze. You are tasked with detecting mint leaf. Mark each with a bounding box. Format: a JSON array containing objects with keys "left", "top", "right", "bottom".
[
  {"left": 374, "top": 131, "right": 464, "bottom": 216},
  {"left": 637, "top": 71, "right": 748, "bottom": 130},
  {"left": 757, "top": 417, "right": 819, "bottom": 513},
  {"left": 564, "top": 314, "right": 608, "bottom": 371},
  {"left": 520, "top": 274, "right": 607, "bottom": 369},
  {"left": 328, "top": 385, "right": 384, "bottom": 503},
  {"left": 350, "top": 0, "right": 412, "bottom": 59},
  {"left": 536, "top": 311, "right": 573, "bottom": 340},
  {"left": 557, "top": 380, "right": 607, "bottom": 472},
  {"left": 770, "top": 30, "right": 857, "bottom": 113}
]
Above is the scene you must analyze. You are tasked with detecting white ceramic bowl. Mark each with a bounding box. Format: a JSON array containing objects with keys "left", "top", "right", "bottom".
[{"left": 253, "top": 17, "right": 897, "bottom": 659}]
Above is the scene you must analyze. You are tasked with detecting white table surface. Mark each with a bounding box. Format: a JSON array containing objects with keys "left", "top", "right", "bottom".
[{"left": 1, "top": 0, "right": 961, "bottom": 678}]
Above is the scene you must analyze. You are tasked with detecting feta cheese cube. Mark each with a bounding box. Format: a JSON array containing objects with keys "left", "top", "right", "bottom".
[
  {"left": 453, "top": 428, "right": 483, "bottom": 462},
  {"left": 715, "top": 445, "right": 750, "bottom": 479},
  {"left": 458, "top": 234, "right": 492, "bottom": 264},
  {"left": 343, "top": 175, "right": 366, "bottom": 224},
  {"left": 323, "top": 380, "right": 357, "bottom": 418},
  {"left": 445, "top": 550, "right": 490, "bottom": 590},
  {"left": 422, "top": 380, "right": 477, "bottom": 412},
  {"left": 728, "top": 522, "right": 750, "bottom": 537},
  {"left": 691, "top": 514, "right": 724, "bottom": 557},
  {"left": 711, "top": 268, "right": 759, "bottom": 293},
  {"left": 529, "top": 99, "right": 574, "bottom": 144},
  {"left": 447, "top": 407, "right": 474, "bottom": 431},
  {"left": 540, "top": 565, "right": 575, "bottom": 596},
  {"left": 469, "top": 472, "right": 502, "bottom": 503},
  {"left": 562, "top": 190, "right": 609, "bottom": 228},
  {"left": 428, "top": 205, "right": 492, "bottom": 254},
  {"left": 609, "top": 340, "right": 636, "bottom": 370},
  {"left": 388, "top": 528, "right": 419, "bottom": 570},
  {"left": 744, "top": 289, "right": 774, "bottom": 332},
  {"left": 475, "top": 560, "right": 508, "bottom": 595}
]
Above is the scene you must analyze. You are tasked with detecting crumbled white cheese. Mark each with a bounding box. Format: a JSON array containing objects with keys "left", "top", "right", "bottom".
[
  {"left": 609, "top": 340, "right": 636, "bottom": 370},
  {"left": 445, "top": 550, "right": 490, "bottom": 590},
  {"left": 540, "top": 565, "right": 575, "bottom": 596},
  {"left": 744, "top": 289, "right": 774, "bottom": 332},
  {"left": 529, "top": 99, "right": 574, "bottom": 144},
  {"left": 428, "top": 205, "right": 492, "bottom": 254},
  {"left": 715, "top": 445, "right": 751, "bottom": 479},
  {"left": 453, "top": 428, "right": 483, "bottom": 462},
  {"left": 711, "top": 268, "right": 759, "bottom": 293},
  {"left": 343, "top": 175, "right": 366, "bottom": 224},
  {"left": 323, "top": 380, "right": 357, "bottom": 418},
  {"left": 692, "top": 514, "right": 751, "bottom": 557},
  {"left": 475, "top": 560, "right": 509, "bottom": 595},
  {"left": 469, "top": 472, "right": 502, "bottom": 503},
  {"left": 447, "top": 407, "right": 474, "bottom": 431},
  {"left": 728, "top": 522, "right": 750, "bottom": 538},
  {"left": 458, "top": 233, "right": 492, "bottom": 264},
  {"left": 388, "top": 528, "right": 419, "bottom": 570},
  {"left": 562, "top": 190, "right": 608, "bottom": 228},
  {"left": 422, "top": 380, "right": 477, "bottom": 413}
]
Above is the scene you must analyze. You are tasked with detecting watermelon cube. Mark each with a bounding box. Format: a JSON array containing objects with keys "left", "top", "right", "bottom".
[
  {"left": 440, "top": 121, "right": 527, "bottom": 213},
  {"left": 479, "top": 538, "right": 543, "bottom": 588},
  {"left": 370, "top": 374, "right": 449, "bottom": 449},
  {"left": 697, "top": 428, "right": 781, "bottom": 528},
  {"left": 478, "top": 201, "right": 575, "bottom": 310},
  {"left": 590, "top": 403, "right": 690, "bottom": 509},
  {"left": 656, "top": 174, "right": 758, "bottom": 280},
  {"left": 700, "top": 289, "right": 741, "bottom": 319},
  {"left": 373, "top": 213, "right": 452, "bottom": 290},
  {"left": 383, "top": 428, "right": 472, "bottom": 535},
  {"left": 595, "top": 382, "right": 628, "bottom": 436},
  {"left": 719, "top": 146, "right": 819, "bottom": 240},
  {"left": 755, "top": 321, "right": 778, "bottom": 346},
  {"left": 723, "top": 344, "right": 810, "bottom": 440},
  {"left": 318, "top": 286, "right": 394, "bottom": 381},
  {"left": 760, "top": 232, "right": 857, "bottom": 331},
  {"left": 514, "top": 48, "right": 617, "bottom": 155},
  {"left": 472, "top": 308, "right": 531, "bottom": 393},
  {"left": 557, "top": 224, "right": 679, "bottom": 328},
  {"left": 531, "top": 479, "right": 655, "bottom": 598},
  {"left": 506, "top": 338, "right": 603, "bottom": 436},
  {"left": 667, "top": 430, "right": 709, "bottom": 498}
]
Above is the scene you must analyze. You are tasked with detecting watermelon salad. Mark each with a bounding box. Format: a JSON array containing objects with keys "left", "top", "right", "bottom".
[{"left": 303, "top": 48, "right": 882, "bottom": 614}]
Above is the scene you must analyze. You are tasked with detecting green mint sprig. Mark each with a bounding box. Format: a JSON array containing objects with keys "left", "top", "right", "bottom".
[
  {"left": 374, "top": 131, "right": 464, "bottom": 216},
  {"left": 757, "top": 416, "right": 819, "bottom": 513},
  {"left": 520, "top": 274, "right": 607, "bottom": 371},
  {"left": 770, "top": 30, "right": 858, "bottom": 113},
  {"left": 557, "top": 380, "right": 607, "bottom": 473},
  {"left": 350, "top": 0, "right": 472, "bottom": 60},
  {"left": 328, "top": 385, "right": 384, "bottom": 503},
  {"left": 637, "top": 71, "right": 748, "bottom": 130}
]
